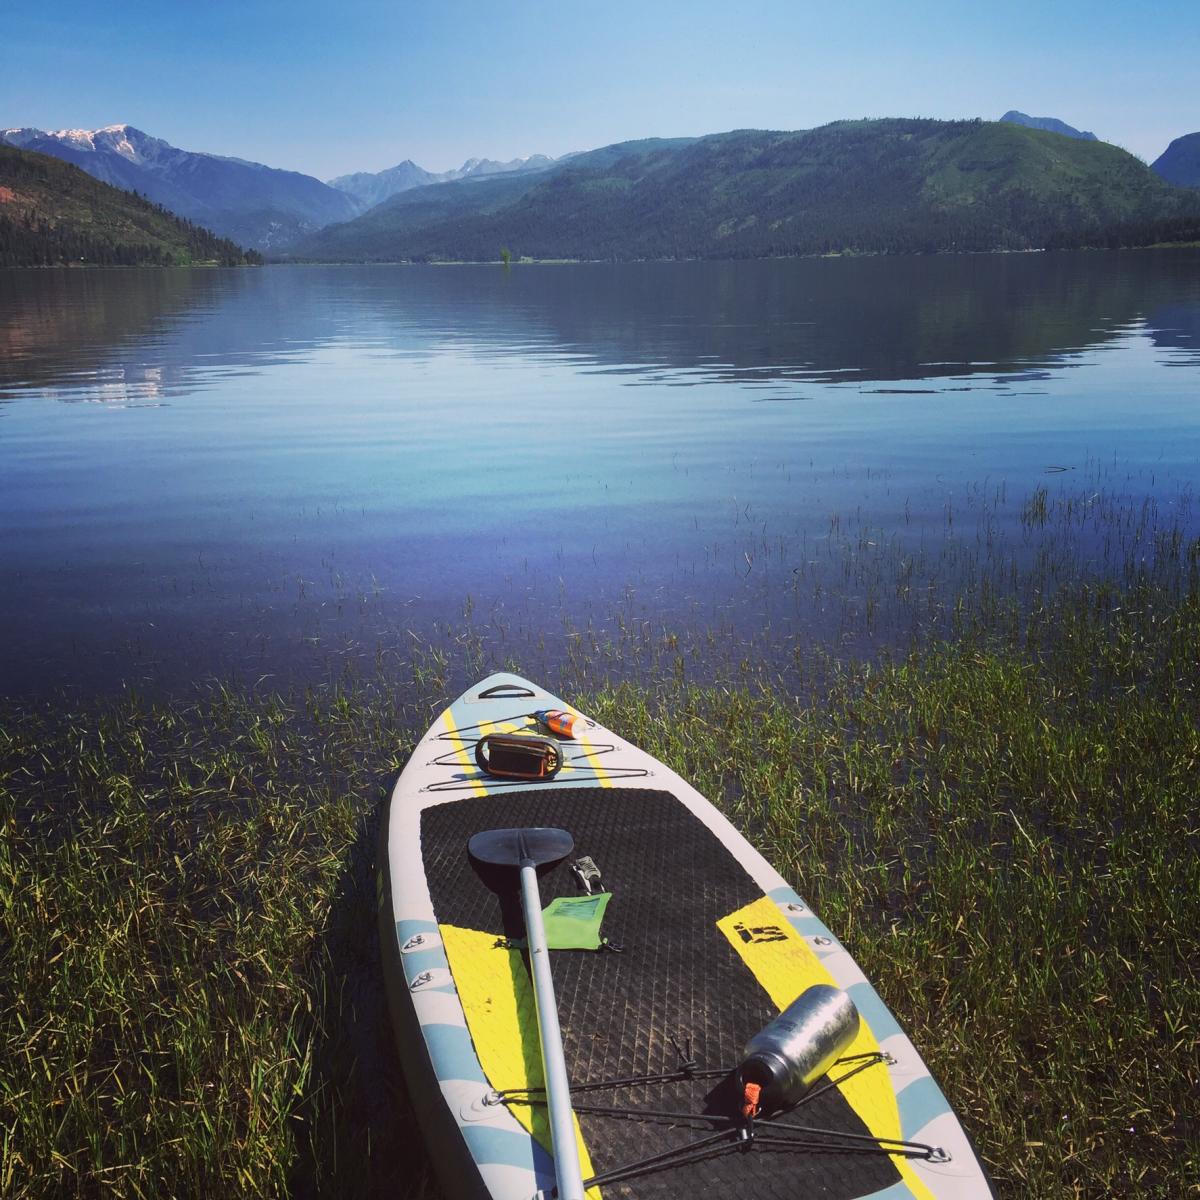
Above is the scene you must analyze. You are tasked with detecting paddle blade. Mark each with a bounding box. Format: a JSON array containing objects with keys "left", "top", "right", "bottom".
[{"left": 468, "top": 827, "right": 575, "bottom": 869}]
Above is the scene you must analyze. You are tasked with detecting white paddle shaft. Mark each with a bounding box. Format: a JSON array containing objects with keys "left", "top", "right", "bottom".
[{"left": 519, "top": 861, "right": 585, "bottom": 1200}]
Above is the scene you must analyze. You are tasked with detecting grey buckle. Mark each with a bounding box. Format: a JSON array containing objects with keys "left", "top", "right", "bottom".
[{"left": 571, "top": 855, "right": 603, "bottom": 894}]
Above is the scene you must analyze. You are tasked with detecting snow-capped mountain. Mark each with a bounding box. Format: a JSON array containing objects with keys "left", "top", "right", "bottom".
[
  {"left": 0, "top": 124, "right": 359, "bottom": 250},
  {"left": 445, "top": 154, "right": 558, "bottom": 180},
  {"left": 327, "top": 152, "right": 561, "bottom": 209}
]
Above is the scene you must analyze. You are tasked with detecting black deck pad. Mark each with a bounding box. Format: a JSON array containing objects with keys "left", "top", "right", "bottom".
[{"left": 422, "top": 787, "right": 902, "bottom": 1199}]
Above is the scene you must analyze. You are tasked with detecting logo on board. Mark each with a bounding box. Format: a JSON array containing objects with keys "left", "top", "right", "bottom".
[{"left": 733, "top": 922, "right": 789, "bottom": 944}]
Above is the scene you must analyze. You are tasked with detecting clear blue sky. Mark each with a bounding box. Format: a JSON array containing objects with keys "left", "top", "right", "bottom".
[{"left": 4, "top": 0, "right": 1197, "bottom": 179}]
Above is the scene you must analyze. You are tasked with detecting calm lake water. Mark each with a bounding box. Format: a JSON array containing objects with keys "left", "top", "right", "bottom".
[{"left": 2, "top": 253, "right": 1199, "bottom": 697}]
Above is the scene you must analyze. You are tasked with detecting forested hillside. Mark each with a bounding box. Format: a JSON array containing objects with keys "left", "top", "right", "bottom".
[
  {"left": 296, "top": 119, "right": 1200, "bottom": 262},
  {"left": 0, "top": 146, "right": 260, "bottom": 267}
]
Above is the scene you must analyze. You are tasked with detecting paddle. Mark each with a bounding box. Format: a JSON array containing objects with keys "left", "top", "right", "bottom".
[{"left": 468, "top": 827, "right": 585, "bottom": 1200}]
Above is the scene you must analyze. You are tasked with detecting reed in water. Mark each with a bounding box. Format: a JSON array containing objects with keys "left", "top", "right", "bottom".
[{"left": 2, "top": 483, "right": 1197, "bottom": 1198}]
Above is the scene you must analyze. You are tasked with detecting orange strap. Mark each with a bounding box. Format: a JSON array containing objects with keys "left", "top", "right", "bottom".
[{"left": 741, "top": 1080, "right": 761, "bottom": 1119}]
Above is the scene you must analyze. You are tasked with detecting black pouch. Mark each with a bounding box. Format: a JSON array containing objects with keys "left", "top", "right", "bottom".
[{"left": 474, "top": 733, "right": 563, "bottom": 780}]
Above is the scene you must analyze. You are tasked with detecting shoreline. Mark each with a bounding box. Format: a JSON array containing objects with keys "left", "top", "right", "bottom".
[
  {"left": 3, "top": 539, "right": 1197, "bottom": 1197},
  {"left": 270, "top": 243, "right": 1200, "bottom": 267},
  {"left": 5, "top": 243, "right": 1196, "bottom": 270}
]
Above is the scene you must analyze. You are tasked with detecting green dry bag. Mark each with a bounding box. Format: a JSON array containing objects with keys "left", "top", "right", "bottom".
[
  {"left": 500, "top": 892, "right": 614, "bottom": 951},
  {"left": 540, "top": 892, "right": 613, "bottom": 950}
]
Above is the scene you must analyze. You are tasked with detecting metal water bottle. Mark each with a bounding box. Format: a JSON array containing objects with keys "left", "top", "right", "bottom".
[{"left": 738, "top": 984, "right": 860, "bottom": 1112}]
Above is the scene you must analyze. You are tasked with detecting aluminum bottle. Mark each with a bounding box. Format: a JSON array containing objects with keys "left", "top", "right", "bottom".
[{"left": 738, "top": 984, "right": 860, "bottom": 1110}]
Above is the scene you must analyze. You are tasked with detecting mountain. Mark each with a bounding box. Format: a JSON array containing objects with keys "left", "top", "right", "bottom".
[
  {"left": 0, "top": 144, "right": 258, "bottom": 267},
  {"left": 1152, "top": 133, "right": 1200, "bottom": 187},
  {"left": 327, "top": 152, "right": 560, "bottom": 210},
  {"left": 444, "top": 154, "right": 559, "bottom": 180},
  {"left": 293, "top": 119, "right": 1200, "bottom": 263},
  {"left": 327, "top": 160, "right": 440, "bottom": 208},
  {"left": 293, "top": 138, "right": 695, "bottom": 261},
  {"left": 0, "top": 124, "right": 358, "bottom": 251},
  {"left": 1000, "top": 111, "right": 1098, "bottom": 141}
]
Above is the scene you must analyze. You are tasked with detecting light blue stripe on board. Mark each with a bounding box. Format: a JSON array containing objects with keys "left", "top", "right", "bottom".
[
  {"left": 422, "top": 1023, "right": 487, "bottom": 1084},
  {"left": 462, "top": 1126, "right": 536, "bottom": 1171},
  {"left": 859, "top": 1182, "right": 921, "bottom": 1200},
  {"left": 400, "top": 947, "right": 450, "bottom": 979},
  {"left": 394, "top": 919, "right": 452, "bottom": 985},
  {"left": 768, "top": 884, "right": 835, "bottom": 937},
  {"left": 794, "top": 914, "right": 837, "bottom": 937},
  {"left": 396, "top": 918, "right": 439, "bottom": 941},
  {"left": 895, "top": 1074, "right": 951, "bottom": 1138},
  {"left": 847, "top": 981, "right": 904, "bottom": 1044},
  {"left": 462, "top": 1124, "right": 554, "bottom": 1174}
]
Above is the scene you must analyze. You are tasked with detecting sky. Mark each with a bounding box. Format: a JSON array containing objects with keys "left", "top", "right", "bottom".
[{"left": 4, "top": 0, "right": 1197, "bottom": 180}]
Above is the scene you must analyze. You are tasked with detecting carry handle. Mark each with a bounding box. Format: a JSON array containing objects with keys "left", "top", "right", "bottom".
[{"left": 478, "top": 683, "right": 537, "bottom": 699}]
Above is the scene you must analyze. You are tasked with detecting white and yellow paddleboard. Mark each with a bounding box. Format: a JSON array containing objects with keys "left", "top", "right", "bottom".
[{"left": 379, "top": 673, "right": 994, "bottom": 1200}]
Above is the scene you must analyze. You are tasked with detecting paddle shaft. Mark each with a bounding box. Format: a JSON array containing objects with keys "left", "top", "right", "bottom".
[{"left": 519, "top": 859, "right": 585, "bottom": 1200}]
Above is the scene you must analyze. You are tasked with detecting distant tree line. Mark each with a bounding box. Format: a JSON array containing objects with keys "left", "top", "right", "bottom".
[
  {"left": 1046, "top": 213, "right": 1200, "bottom": 250},
  {"left": 0, "top": 207, "right": 261, "bottom": 268},
  {"left": 0, "top": 213, "right": 261, "bottom": 267},
  {"left": 0, "top": 145, "right": 260, "bottom": 267},
  {"left": 301, "top": 118, "right": 1200, "bottom": 264}
]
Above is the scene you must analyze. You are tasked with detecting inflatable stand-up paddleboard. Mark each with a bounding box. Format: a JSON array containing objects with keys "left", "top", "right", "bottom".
[{"left": 379, "top": 673, "right": 995, "bottom": 1199}]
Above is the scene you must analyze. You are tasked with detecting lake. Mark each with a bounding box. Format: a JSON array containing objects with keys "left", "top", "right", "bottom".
[{"left": 2, "top": 252, "right": 1199, "bottom": 697}]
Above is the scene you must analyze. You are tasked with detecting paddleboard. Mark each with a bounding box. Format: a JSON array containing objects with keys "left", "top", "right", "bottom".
[{"left": 379, "top": 672, "right": 994, "bottom": 1199}]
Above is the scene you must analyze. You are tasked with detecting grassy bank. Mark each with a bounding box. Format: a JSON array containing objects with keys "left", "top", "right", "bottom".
[{"left": 3, "top": 507, "right": 1199, "bottom": 1197}]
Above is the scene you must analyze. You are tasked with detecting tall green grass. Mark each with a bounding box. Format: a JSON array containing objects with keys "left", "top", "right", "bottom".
[{"left": 2, "top": 486, "right": 1198, "bottom": 1198}]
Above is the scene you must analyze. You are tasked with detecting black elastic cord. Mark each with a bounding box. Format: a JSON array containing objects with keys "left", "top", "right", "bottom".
[
  {"left": 501, "top": 1049, "right": 943, "bottom": 1191},
  {"left": 580, "top": 1129, "right": 738, "bottom": 1191},
  {"left": 497, "top": 1065, "right": 726, "bottom": 1101},
  {"left": 571, "top": 1103, "right": 726, "bottom": 1128},
  {"left": 784, "top": 1051, "right": 888, "bottom": 1107},
  {"left": 752, "top": 1121, "right": 941, "bottom": 1158},
  {"left": 750, "top": 1135, "right": 933, "bottom": 1157}
]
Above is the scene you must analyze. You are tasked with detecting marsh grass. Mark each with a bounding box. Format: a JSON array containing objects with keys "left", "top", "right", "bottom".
[
  {"left": 2, "top": 484, "right": 1199, "bottom": 1198},
  {"left": 0, "top": 684, "right": 444, "bottom": 1200}
]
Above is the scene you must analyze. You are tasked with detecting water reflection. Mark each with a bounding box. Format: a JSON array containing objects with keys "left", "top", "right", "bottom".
[
  {"left": 1, "top": 252, "right": 1198, "bottom": 698},
  {"left": 3, "top": 253, "right": 1200, "bottom": 407},
  {"left": 1147, "top": 302, "right": 1200, "bottom": 363}
]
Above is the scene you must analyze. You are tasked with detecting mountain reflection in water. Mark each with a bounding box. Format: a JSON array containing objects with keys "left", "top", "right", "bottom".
[{"left": 1, "top": 252, "right": 1198, "bottom": 696}]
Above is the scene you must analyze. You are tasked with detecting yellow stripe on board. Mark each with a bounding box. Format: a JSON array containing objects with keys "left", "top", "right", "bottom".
[
  {"left": 717, "top": 897, "right": 936, "bottom": 1200},
  {"left": 572, "top": 711, "right": 612, "bottom": 788},
  {"left": 440, "top": 924, "right": 601, "bottom": 1198},
  {"left": 440, "top": 707, "right": 488, "bottom": 798}
]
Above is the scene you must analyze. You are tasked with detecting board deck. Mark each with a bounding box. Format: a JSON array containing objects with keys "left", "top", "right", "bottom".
[{"left": 379, "top": 673, "right": 994, "bottom": 1199}]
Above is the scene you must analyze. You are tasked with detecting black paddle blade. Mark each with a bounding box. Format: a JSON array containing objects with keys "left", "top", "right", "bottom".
[{"left": 468, "top": 827, "right": 574, "bottom": 869}]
